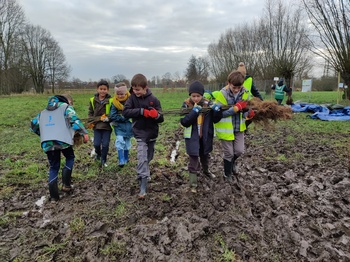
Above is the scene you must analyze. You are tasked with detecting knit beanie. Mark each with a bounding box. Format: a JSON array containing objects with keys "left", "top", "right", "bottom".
[
  {"left": 114, "top": 85, "right": 127, "bottom": 94},
  {"left": 237, "top": 62, "right": 247, "bottom": 76},
  {"left": 188, "top": 80, "right": 204, "bottom": 96}
]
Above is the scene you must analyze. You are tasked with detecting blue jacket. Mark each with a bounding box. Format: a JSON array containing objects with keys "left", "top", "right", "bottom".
[{"left": 110, "top": 103, "right": 133, "bottom": 138}]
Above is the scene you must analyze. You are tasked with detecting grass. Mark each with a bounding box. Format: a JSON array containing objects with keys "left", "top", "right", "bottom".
[{"left": 0, "top": 89, "right": 349, "bottom": 201}]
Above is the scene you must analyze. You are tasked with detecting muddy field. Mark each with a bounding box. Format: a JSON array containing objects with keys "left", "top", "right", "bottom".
[{"left": 1, "top": 120, "right": 350, "bottom": 262}]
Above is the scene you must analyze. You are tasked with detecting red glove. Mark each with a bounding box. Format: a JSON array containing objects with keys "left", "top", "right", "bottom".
[
  {"left": 148, "top": 108, "right": 158, "bottom": 118},
  {"left": 83, "top": 134, "right": 89, "bottom": 143},
  {"left": 143, "top": 109, "right": 150, "bottom": 118},
  {"left": 233, "top": 101, "right": 247, "bottom": 112},
  {"left": 246, "top": 109, "right": 255, "bottom": 120}
]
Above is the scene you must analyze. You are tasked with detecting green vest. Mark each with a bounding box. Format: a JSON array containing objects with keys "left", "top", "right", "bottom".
[
  {"left": 214, "top": 88, "right": 250, "bottom": 140},
  {"left": 90, "top": 97, "right": 113, "bottom": 114},
  {"left": 243, "top": 77, "right": 253, "bottom": 97},
  {"left": 274, "top": 85, "right": 285, "bottom": 100}
]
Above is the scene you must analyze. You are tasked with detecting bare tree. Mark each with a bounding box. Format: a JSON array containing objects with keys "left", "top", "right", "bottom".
[
  {"left": 302, "top": 0, "right": 350, "bottom": 98},
  {"left": 20, "top": 24, "right": 69, "bottom": 93},
  {"left": 261, "top": 0, "right": 312, "bottom": 86},
  {"left": 112, "top": 74, "right": 127, "bottom": 83},
  {"left": 46, "top": 38, "right": 70, "bottom": 93},
  {"left": 185, "top": 55, "right": 209, "bottom": 84},
  {"left": 0, "top": 0, "right": 25, "bottom": 94},
  {"left": 208, "top": 0, "right": 312, "bottom": 87}
]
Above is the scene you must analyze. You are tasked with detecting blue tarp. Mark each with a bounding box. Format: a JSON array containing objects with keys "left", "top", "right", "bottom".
[{"left": 291, "top": 102, "right": 350, "bottom": 121}]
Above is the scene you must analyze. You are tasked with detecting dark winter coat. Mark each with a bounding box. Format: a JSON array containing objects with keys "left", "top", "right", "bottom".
[
  {"left": 180, "top": 98, "right": 222, "bottom": 156},
  {"left": 88, "top": 93, "right": 113, "bottom": 131},
  {"left": 122, "top": 88, "right": 164, "bottom": 142}
]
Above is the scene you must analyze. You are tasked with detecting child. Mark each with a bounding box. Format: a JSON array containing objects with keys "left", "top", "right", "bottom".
[
  {"left": 30, "top": 94, "right": 89, "bottom": 201},
  {"left": 88, "top": 80, "right": 113, "bottom": 167},
  {"left": 122, "top": 73, "right": 164, "bottom": 199},
  {"left": 214, "top": 70, "right": 255, "bottom": 186},
  {"left": 271, "top": 78, "right": 292, "bottom": 105},
  {"left": 110, "top": 82, "right": 133, "bottom": 167},
  {"left": 180, "top": 81, "right": 222, "bottom": 193}
]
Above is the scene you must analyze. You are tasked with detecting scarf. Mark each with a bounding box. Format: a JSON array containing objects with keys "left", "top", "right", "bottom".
[{"left": 112, "top": 92, "right": 130, "bottom": 110}]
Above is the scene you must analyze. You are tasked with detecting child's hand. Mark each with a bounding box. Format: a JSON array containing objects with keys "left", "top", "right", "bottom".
[
  {"left": 100, "top": 114, "right": 109, "bottom": 122},
  {"left": 192, "top": 104, "right": 202, "bottom": 113},
  {"left": 211, "top": 104, "right": 221, "bottom": 112},
  {"left": 143, "top": 109, "right": 150, "bottom": 118},
  {"left": 148, "top": 108, "right": 158, "bottom": 118},
  {"left": 246, "top": 109, "right": 255, "bottom": 120},
  {"left": 83, "top": 134, "right": 89, "bottom": 143},
  {"left": 233, "top": 101, "right": 247, "bottom": 113}
]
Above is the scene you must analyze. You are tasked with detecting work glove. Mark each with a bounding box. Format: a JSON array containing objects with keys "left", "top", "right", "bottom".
[
  {"left": 211, "top": 104, "right": 221, "bottom": 112},
  {"left": 233, "top": 101, "right": 247, "bottom": 113},
  {"left": 192, "top": 104, "right": 202, "bottom": 113},
  {"left": 83, "top": 134, "right": 89, "bottom": 143},
  {"left": 148, "top": 108, "right": 159, "bottom": 118},
  {"left": 100, "top": 114, "right": 109, "bottom": 122},
  {"left": 246, "top": 109, "right": 255, "bottom": 120},
  {"left": 143, "top": 109, "right": 150, "bottom": 118}
]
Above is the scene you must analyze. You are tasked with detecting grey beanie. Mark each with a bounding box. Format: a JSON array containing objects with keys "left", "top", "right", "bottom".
[{"left": 188, "top": 81, "right": 204, "bottom": 96}]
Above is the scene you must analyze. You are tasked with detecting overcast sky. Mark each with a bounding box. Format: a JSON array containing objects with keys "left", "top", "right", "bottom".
[{"left": 17, "top": 0, "right": 266, "bottom": 82}]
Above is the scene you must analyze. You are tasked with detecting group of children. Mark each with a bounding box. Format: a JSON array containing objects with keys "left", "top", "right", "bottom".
[{"left": 31, "top": 67, "right": 257, "bottom": 201}]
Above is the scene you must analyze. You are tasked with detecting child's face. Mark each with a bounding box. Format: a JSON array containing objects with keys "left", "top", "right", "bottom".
[
  {"left": 229, "top": 83, "right": 242, "bottom": 95},
  {"left": 190, "top": 93, "right": 203, "bottom": 104},
  {"left": 97, "top": 85, "right": 109, "bottom": 98},
  {"left": 116, "top": 91, "right": 126, "bottom": 98},
  {"left": 132, "top": 86, "right": 147, "bottom": 97}
]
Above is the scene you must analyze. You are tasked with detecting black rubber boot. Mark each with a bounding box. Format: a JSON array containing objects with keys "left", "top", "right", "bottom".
[
  {"left": 232, "top": 155, "right": 239, "bottom": 176},
  {"left": 48, "top": 181, "right": 59, "bottom": 201},
  {"left": 62, "top": 167, "right": 73, "bottom": 193},
  {"left": 224, "top": 159, "right": 233, "bottom": 182},
  {"left": 138, "top": 177, "right": 148, "bottom": 199}
]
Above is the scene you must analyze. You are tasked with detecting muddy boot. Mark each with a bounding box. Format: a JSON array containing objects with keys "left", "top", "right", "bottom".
[
  {"left": 232, "top": 155, "right": 239, "bottom": 176},
  {"left": 124, "top": 150, "right": 129, "bottom": 163},
  {"left": 118, "top": 150, "right": 125, "bottom": 167},
  {"left": 48, "top": 181, "right": 59, "bottom": 201},
  {"left": 138, "top": 177, "right": 148, "bottom": 199},
  {"left": 189, "top": 172, "right": 198, "bottom": 193},
  {"left": 202, "top": 165, "right": 216, "bottom": 179},
  {"left": 61, "top": 167, "right": 73, "bottom": 193},
  {"left": 224, "top": 159, "right": 233, "bottom": 183}
]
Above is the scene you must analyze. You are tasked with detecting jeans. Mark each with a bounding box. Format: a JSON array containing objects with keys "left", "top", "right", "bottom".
[
  {"left": 46, "top": 146, "right": 75, "bottom": 184},
  {"left": 93, "top": 129, "right": 112, "bottom": 162}
]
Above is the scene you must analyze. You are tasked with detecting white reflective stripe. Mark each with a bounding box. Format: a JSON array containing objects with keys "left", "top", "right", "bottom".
[
  {"left": 215, "top": 128, "right": 232, "bottom": 133},
  {"left": 219, "top": 117, "right": 232, "bottom": 123}
]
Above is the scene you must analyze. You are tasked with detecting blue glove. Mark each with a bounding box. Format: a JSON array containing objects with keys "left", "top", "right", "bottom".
[
  {"left": 211, "top": 104, "right": 221, "bottom": 112},
  {"left": 192, "top": 104, "right": 202, "bottom": 113}
]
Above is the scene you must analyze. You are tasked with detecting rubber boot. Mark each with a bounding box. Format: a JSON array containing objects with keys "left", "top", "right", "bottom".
[
  {"left": 232, "top": 155, "right": 239, "bottom": 176},
  {"left": 61, "top": 167, "right": 73, "bottom": 193},
  {"left": 189, "top": 172, "right": 198, "bottom": 193},
  {"left": 138, "top": 177, "right": 148, "bottom": 199},
  {"left": 48, "top": 181, "right": 59, "bottom": 201},
  {"left": 124, "top": 150, "right": 129, "bottom": 163},
  {"left": 118, "top": 150, "right": 125, "bottom": 167},
  {"left": 224, "top": 159, "right": 233, "bottom": 183},
  {"left": 202, "top": 166, "right": 216, "bottom": 179}
]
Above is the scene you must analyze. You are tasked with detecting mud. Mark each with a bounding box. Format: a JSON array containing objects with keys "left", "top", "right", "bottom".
[{"left": 1, "top": 123, "right": 350, "bottom": 262}]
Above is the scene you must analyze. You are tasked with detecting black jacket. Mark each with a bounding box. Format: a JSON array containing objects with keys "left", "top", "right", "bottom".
[
  {"left": 122, "top": 89, "right": 164, "bottom": 142},
  {"left": 180, "top": 99, "right": 222, "bottom": 156}
]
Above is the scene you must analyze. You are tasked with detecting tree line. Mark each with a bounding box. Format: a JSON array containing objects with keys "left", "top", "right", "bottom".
[
  {"left": 185, "top": 0, "right": 350, "bottom": 98},
  {"left": 0, "top": 0, "right": 70, "bottom": 95}
]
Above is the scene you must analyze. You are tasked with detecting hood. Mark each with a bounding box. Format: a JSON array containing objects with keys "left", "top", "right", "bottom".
[
  {"left": 278, "top": 79, "right": 284, "bottom": 86},
  {"left": 46, "top": 95, "right": 69, "bottom": 111}
]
